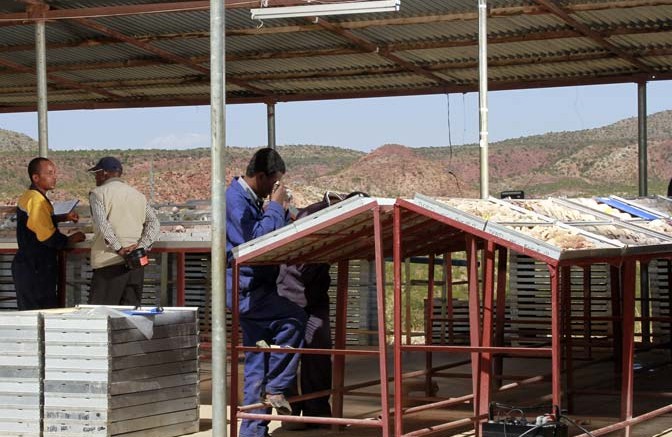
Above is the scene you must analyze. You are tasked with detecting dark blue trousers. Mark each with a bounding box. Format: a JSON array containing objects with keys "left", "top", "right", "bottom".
[{"left": 239, "top": 291, "right": 307, "bottom": 437}]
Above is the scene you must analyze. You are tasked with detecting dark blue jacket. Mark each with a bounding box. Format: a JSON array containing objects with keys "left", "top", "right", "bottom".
[{"left": 226, "top": 177, "right": 287, "bottom": 313}]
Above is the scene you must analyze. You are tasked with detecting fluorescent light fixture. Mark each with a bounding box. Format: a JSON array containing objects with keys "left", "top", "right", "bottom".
[{"left": 251, "top": 0, "right": 400, "bottom": 20}]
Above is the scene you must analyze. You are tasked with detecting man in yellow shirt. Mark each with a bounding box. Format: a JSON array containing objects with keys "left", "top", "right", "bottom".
[{"left": 12, "top": 157, "right": 85, "bottom": 310}]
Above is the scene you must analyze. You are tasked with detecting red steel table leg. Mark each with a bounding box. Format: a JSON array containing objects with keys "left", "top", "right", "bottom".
[{"left": 466, "top": 235, "right": 481, "bottom": 434}]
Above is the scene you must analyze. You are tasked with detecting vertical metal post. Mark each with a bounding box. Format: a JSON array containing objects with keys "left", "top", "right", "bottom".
[
  {"left": 267, "top": 102, "right": 276, "bottom": 149},
  {"left": 210, "top": 0, "right": 227, "bottom": 435},
  {"left": 479, "top": 241, "right": 496, "bottom": 428},
  {"left": 373, "top": 206, "right": 390, "bottom": 437},
  {"left": 425, "top": 254, "right": 435, "bottom": 397},
  {"left": 466, "top": 235, "right": 482, "bottom": 428},
  {"left": 35, "top": 8, "right": 48, "bottom": 157},
  {"left": 637, "top": 82, "right": 647, "bottom": 196},
  {"left": 561, "top": 266, "right": 573, "bottom": 412},
  {"left": 478, "top": 0, "right": 489, "bottom": 198},
  {"left": 549, "top": 265, "right": 562, "bottom": 409},
  {"left": 393, "top": 205, "right": 404, "bottom": 437},
  {"left": 493, "top": 247, "right": 507, "bottom": 389}
]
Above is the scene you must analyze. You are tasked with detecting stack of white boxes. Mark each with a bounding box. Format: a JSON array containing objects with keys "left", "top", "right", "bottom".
[
  {"left": 0, "top": 311, "right": 43, "bottom": 437},
  {"left": 43, "top": 307, "right": 200, "bottom": 437}
]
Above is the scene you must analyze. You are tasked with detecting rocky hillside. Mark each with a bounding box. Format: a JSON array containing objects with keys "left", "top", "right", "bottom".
[{"left": 0, "top": 110, "right": 671, "bottom": 206}]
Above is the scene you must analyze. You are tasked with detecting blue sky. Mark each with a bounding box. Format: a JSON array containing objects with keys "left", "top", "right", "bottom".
[{"left": 0, "top": 81, "right": 670, "bottom": 152}]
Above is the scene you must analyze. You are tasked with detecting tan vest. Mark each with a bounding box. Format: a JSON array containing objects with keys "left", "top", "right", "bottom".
[{"left": 90, "top": 178, "right": 147, "bottom": 269}]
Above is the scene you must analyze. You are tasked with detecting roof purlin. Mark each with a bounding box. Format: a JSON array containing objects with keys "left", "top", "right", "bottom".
[
  {"left": 314, "top": 16, "right": 456, "bottom": 85},
  {"left": 533, "top": 0, "right": 657, "bottom": 75}
]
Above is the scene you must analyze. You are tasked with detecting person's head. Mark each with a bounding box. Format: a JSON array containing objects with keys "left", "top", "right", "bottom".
[
  {"left": 245, "top": 148, "right": 286, "bottom": 197},
  {"left": 27, "top": 157, "right": 57, "bottom": 193},
  {"left": 88, "top": 156, "right": 123, "bottom": 187}
]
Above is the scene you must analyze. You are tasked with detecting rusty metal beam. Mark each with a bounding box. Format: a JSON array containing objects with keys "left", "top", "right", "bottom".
[
  {"left": 0, "top": 55, "right": 122, "bottom": 99},
  {"left": 227, "top": 0, "right": 672, "bottom": 36},
  {"left": 533, "top": 0, "right": 657, "bottom": 74},
  {"left": 2, "top": 0, "right": 671, "bottom": 30},
  {"left": 73, "top": 17, "right": 210, "bottom": 75},
  {"left": 11, "top": 0, "right": 271, "bottom": 97},
  {"left": 2, "top": 71, "right": 672, "bottom": 114},
  {"left": 314, "top": 17, "right": 456, "bottom": 85}
]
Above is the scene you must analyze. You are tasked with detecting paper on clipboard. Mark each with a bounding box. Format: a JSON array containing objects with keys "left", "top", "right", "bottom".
[{"left": 53, "top": 199, "right": 79, "bottom": 216}]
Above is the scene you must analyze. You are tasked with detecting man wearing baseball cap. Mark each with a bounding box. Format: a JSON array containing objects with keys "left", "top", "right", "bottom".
[{"left": 87, "top": 156, "right": 160, "bottom": 306}]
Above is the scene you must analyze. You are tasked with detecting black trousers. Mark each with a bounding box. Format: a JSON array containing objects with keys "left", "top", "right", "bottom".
[
  {"left": 291, "top": 304, "right": 332, "bottom": 418},
  {"left": 89, "top": 263, "right": 144, "bottom": 306},
  {"left": 12, "top": 253, "right": 58, "bottom": 311}
]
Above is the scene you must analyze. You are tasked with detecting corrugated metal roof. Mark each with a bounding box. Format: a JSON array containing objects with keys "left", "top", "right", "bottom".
[{"left": 0, "top": 0, "right": 670, "bottom": 112}]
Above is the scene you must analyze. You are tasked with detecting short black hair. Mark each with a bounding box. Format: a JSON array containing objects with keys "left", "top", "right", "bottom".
[
  {"left": 245, "top": 148, "right": 286, "bottom": 177},
  {"left": 28, "top": 157, "right": 51, "bottom": 180}
]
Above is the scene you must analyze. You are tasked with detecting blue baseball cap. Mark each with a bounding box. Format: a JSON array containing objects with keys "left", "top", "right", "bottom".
[{"left": 88, "top": 157, "right": 123, "bottom": 173}]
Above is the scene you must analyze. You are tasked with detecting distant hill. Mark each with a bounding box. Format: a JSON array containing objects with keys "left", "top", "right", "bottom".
[
  {"left": 0, "top": 128, "right": 38, "bottom": 152},
  {"left": 0, "top": 110, "right": 671, "bottom": 206}
]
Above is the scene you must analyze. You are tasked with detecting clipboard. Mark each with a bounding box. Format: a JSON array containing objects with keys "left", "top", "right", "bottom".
[{"left": 53, "top": 199, "right": 80, "bottom": 216}]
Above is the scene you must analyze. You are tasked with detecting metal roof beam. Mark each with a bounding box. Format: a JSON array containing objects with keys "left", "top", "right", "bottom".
[
  {"left": 2, "top": 70, "right": 672, "bottom": 113},
  {"left": 0, "top": 1, "right": 210, "bottom": 22},
  {"left": 228, "top": 0, "right": 672, "bottom": 36},
  {"left": 2, "top": 23, "right": 668, "bottom": 64},
  {"left": 63, "top": 15, "right": 273, "bottom": 97},
  {"left": 313, "top": 17, "right": 456, "bottom": 86},
  {"left": 73, "top": 17, "right": 211, "bottom": 75},
  {"left": 533, "top": 0, "right": 657, "bottom": 75},
  {"left": 0, "top": 55, "right": 123, "bottom": 99}
]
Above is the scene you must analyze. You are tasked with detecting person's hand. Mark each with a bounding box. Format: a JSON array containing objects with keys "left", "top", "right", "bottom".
[
  {"left": 65, "top": 211, "right": 79, "bottom": 223},
  {"left": 117, "top": 244, "right": 138, "bottom": 257},
  {"left": 67, "top": 231, "right": 86, "bottom": 244},
  {"left": 270, "top": 182, "right": 288, "bottom": 206}
]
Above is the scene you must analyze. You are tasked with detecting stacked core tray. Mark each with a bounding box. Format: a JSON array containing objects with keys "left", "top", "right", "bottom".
[{"left": 43, "top": 307, "right": 200, "bottom": 437}]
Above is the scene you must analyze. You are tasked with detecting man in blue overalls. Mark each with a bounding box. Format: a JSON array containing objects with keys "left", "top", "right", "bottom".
[{"left": 226, "top": 148, "right": 307, "bottom": 437}]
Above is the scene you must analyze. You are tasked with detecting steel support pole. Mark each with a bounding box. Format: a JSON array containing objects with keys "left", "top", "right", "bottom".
[
  {"left": 561, "top": 266, "right": 573, "bottom": 413},
  {"left": 549, "top": 265, "right": 562, "bottom": 409},
  {"left": 479, "top": 241, "right": 496, "bottom": 427},
  {"left": 637, "top": 82, "right": 647, "bottom": 196},
  {"left": 373, "top": 206, "right": 390, "bottom": 437},
  {"left": 478, "top": 0, "right": 489, "bottom": 198},
  {"left": 425, "top": 254, "right": 435, "bottom": 397},
  {"left": 466, "top": 235, "right": 482, "bottom": 430},
  {"left": 393, "top": 205, "right": 404, "bottom": 437},
  {"left": 35, "top": 16, "right": 48, "bottom": 157},
  {"left": 493, "top": 248, "right": 508, "bottom": 389},
  {"left": 267, "top": 102, "right": 276, "bottom": 149},
  {"left": 210, "top": 0, "right": 227, "bottom": 434}
]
